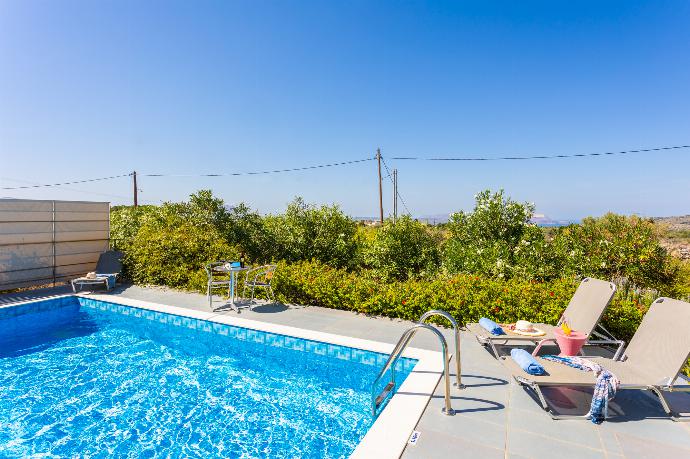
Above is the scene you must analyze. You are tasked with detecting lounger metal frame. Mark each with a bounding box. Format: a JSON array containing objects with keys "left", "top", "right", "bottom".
[
  {"left": 477, "top": 322, "right": 625, "bottom": 360},
  {"left": 506, "top": 297, "right": 690, "bottom": 422},
  {"left": 473, "top": 278, "right": 623, "bottom": 359},
  {"left": 512, "top": 372, "right": 690, "bottom": 422}
]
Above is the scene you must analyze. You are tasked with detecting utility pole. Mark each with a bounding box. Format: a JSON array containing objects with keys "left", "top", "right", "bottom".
[
  {"left": 392, "top": 168, "right": 398, "bottom": 223},
  {"left": 132, "top": 171, "right": 138, "bottom": 207},
  {"left": 376, "top": 148, "right": 383, "bottom": 224}
]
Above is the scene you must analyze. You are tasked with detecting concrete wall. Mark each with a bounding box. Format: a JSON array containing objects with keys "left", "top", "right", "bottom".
[{"left": 0, "top": 199, "right": 109, "bottom": 290}]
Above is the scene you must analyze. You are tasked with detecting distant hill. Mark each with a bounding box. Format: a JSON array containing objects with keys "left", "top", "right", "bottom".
[{"left": 653, "top": 215, "right": 690, "bottom": 232}]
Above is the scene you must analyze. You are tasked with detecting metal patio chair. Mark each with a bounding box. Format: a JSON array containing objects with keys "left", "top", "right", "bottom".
[
  {"left": 205, "top": 261, "right": 232, "bottom": 309},
  {"left": 243, "top": 264, "right": 277, "bottom": 303}
]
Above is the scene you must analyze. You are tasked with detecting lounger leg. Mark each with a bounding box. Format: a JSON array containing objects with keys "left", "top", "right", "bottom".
[
  {"left": 612, "top": 341, "right": 626, "bottom": 361},
  {"left": 651, "top": 387, "right": 690, "bottom": 422},
  {"left": 488, "top": 340, "right": 501, "bottom": 359},
  {"left": 267, "top": 285, "right": 275, "bottom": 302}
]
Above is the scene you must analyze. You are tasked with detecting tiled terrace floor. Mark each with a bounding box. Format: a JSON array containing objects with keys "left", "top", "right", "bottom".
[{"left": 2, "top": 285, "right": 689, "bottom": 458}]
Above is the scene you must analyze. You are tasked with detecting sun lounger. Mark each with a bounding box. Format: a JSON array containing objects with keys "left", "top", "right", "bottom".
[
  {"left": 71, "top": 250, "right": 123, "bottom": 292},
  {"left": 467, "top": 277, "right": 622, "bottom": 359},
  {"left": 503, "top": 297, "right": 690, "bottom": 421}
]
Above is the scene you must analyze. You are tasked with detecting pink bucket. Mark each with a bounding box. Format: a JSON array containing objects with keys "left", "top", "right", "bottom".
[{"left": 554, "top": 328, "right": 587, "bottom": 356}]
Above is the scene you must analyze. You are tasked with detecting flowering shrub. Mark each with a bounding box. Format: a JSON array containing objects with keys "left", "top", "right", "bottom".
[
  {"left": 444, "top": 190, "right": 561, "bottom": 279},
  {"left": 552, "top": 214, "right": 678, "bottom": 291}
]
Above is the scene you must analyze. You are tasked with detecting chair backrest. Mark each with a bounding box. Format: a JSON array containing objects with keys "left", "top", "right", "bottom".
[
  {"left": 560, "top": 278, "right": 616, "bottom": 335},
  {"left": 622, "top": 297, "right": 690, "bottom": 384},
  {"left": 258, "top": 264, "right": 277, "bottom": 283},
  {"left": 96, "top": 250, "right": 124, "bottom": 274},
  {"left": 205, "top": 261, "right": 229, "bottom": 281}
]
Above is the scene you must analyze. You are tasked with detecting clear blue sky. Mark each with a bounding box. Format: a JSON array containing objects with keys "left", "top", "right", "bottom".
[{"left": 1, "top": 1, "right": 689, "bottom": 219}]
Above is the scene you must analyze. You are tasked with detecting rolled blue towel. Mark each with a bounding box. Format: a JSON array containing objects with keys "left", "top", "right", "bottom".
[
  {"left": 479, "top": 317, "right": 505, "bottom": 335},
  {"left": 96, "top": 273, "right": 117, "bottom": 290},
  {"left": 511, "top": 349, "right": 546, "bottom": 375}
]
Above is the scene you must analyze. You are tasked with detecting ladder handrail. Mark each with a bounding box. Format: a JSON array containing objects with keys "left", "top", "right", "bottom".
[
  {"left": 418, "top": 310, "right": 463, "bottom": 388},
  {"left": 371, "top": 323, "right": 455, "bottom": 416}
]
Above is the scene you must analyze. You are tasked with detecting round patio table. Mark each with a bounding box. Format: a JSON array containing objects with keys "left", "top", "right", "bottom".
[
  {"left": 554, "top": 328, "right": 588, "bottom": 356},
  {"left": 213, "top": 263, "right": 250, "bottom": 311}
]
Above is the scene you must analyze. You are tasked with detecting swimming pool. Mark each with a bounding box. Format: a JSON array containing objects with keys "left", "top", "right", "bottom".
[{"left": 0, "top": 295, "right": 434, "bottom": 458}]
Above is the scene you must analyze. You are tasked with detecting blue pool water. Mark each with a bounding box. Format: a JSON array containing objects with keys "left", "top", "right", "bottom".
[{"left": 0, "top": 297, "right": 415, "bottom": 458}]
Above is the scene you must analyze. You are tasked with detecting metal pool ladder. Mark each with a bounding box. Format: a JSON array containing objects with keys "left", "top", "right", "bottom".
[{"left": 370, "top": 309, "right": 463, "bottom": 417}]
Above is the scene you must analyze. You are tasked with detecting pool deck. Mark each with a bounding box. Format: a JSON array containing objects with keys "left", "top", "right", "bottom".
[{"left": 2, "top": 284, "right": 690, "bottom": 459}]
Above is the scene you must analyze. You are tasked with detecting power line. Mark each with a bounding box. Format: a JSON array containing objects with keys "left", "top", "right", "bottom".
[
  {"left": 2, "top": 143, "right": 686, "bottom": 196},
  {"left": 0, "top": 173, "right": 132, "bottom": 190},
  {"left": 0, "top": 156, "right": 374, "bottom": 191},
  {"left": 142, "top": 157, "right": 374, "bottom": 177},
  {"left": 390, "top": 144, "right": 690, "bottom": 161},
  {"left": 0, "top": 176, "right": 131, "bottom": 200}
]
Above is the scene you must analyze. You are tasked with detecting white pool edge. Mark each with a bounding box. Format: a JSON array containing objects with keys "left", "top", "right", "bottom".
[{"left": 3, "top": 294, "right": 442, "bottom": 459}]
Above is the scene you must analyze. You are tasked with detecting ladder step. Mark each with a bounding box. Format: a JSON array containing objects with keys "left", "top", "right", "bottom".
[{"left": 374, "top": 381, "right": 396, "bottom": 410}]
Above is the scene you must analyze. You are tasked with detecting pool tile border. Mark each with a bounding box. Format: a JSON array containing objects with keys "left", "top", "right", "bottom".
[{"left": 76, "top": 296, "right": 414, "bottom": 372}]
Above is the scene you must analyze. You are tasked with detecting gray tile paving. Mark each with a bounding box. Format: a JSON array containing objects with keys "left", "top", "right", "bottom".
[
  {"left": 614, "top": 432, "right": 690, "bottom": 459},
  {"left": 2, "top": 284, "right": 690, "bottom": 458},
  {"left": 507, "top": 428, "right": 607, "bottom": 459},
  {"left": 403, "top": 429, "right": 505, "bottom": 459}
]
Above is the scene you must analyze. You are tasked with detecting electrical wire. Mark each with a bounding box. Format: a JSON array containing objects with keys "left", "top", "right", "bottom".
[
  {"left": 0, "top": 176, "right": 131, "bottom": 200},
  {"left": 0, "top": 157, "right": 375, "bottom": 190},
  {"left": 390, "top": 144, "right": 690, "bottom": 161},
  {"left": 142, "top": 157, "right": 374, "bottom": 177},
  {"left": 2, "top": 143, "right": 686, "bottom": 197},
  {"left": 0, "top": 173, "right": 133, "bottom": 190}
]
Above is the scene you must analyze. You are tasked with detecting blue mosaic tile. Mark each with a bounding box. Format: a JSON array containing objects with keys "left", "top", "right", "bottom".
[
  {"left": 246, "top": 329, "right": 265, "bottom": 344},
  {"left": 265, "top": 333, "right": 282, "bottom": 347},
  {"left": 8, "top": 296, "right": 420, "bottom": 374},
  {"left": 291, "top": 338, "right": 306, "bottom": 352},
  {"left": 313, "top": 342, "right": 327, "bottom": 356},
  {"left": 375, "top": 354, "right": 388, "bottom": 367},
  {"left": 212, "top": 323, "right": 227, "bottom": 335},
  {"left": 330, "top": 345, "right": 352, "bottom": 361},
  {"left": 234, "top": 328, "right": 247, "bottom": 341}
]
